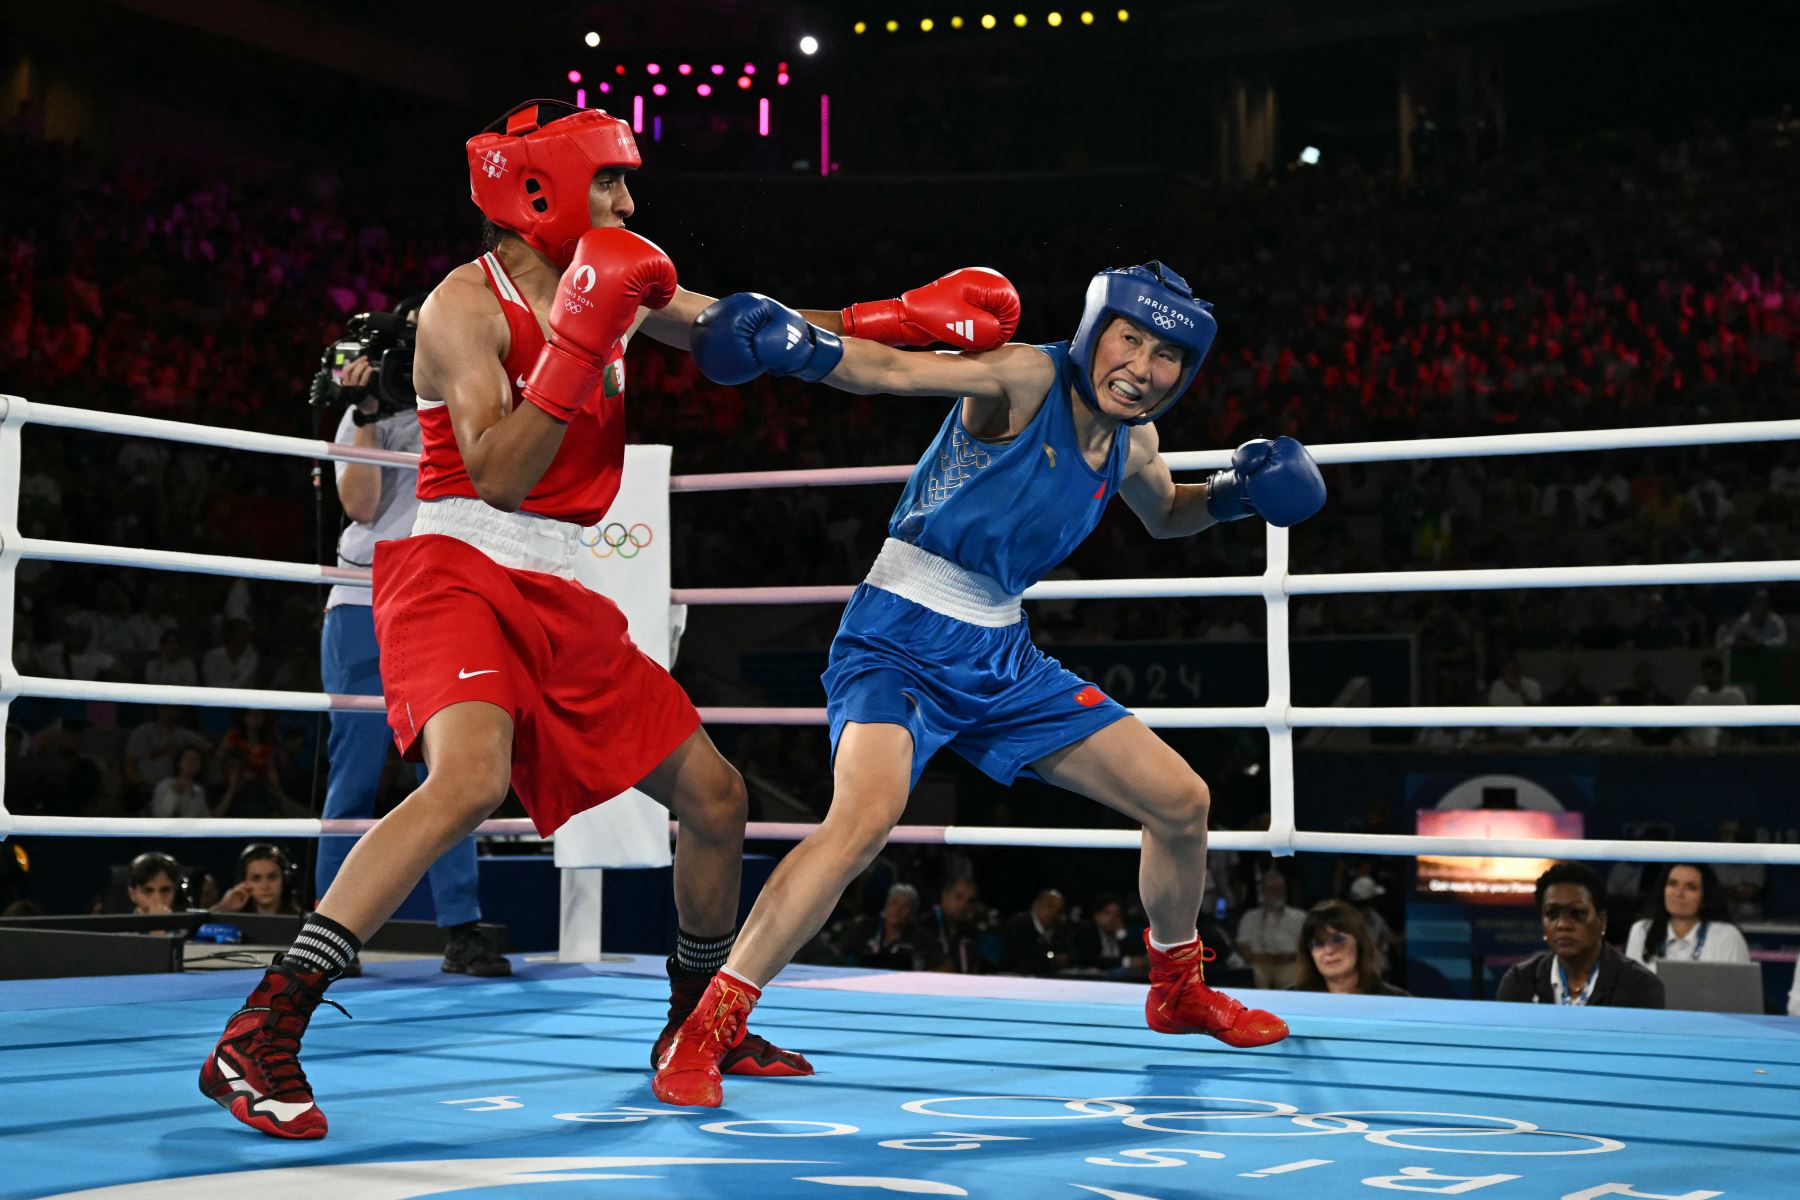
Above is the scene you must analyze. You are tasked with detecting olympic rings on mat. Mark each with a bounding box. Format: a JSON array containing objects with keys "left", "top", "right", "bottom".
[
  {"left": 901, "top": 1096, "right": 1136, "bottom": 1121},
  {"left": 580, "top": 521, "right": 654, "bottom": 559},
  {"left": 899, "top": 1095, "right": 1624, "bottom": 1157},
  {"left": 698, "top": 1120, "right": 860, "bottom": 1137}
]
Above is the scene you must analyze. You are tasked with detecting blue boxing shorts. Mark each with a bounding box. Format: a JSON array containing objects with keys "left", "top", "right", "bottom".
[{"left": 823, "top": 584, "right": 1132, "bottom": 792}]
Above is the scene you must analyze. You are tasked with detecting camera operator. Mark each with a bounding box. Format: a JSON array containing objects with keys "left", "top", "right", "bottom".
[{"left": 317, "top": 306, "right": 510, "bottom": 977}]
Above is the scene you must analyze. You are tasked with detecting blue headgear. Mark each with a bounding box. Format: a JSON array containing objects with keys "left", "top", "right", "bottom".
[{"left": 1068, "top": 262, "right": 1217, "bottom": 425}]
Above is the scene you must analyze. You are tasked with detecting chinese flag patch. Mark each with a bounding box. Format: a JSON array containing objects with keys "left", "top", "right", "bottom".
[{"left": 1074, "top": 685, "right": 1106, "bottom": 707}]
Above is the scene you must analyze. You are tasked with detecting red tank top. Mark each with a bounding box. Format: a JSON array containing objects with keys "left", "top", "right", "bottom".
[{"left": 415, "top": 252, "right": 627, "bottom": 525}]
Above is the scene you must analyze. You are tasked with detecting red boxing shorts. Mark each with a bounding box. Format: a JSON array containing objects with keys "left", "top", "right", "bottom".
[{"left": 371, "top": 533, "right": 700, "bottom": 836}]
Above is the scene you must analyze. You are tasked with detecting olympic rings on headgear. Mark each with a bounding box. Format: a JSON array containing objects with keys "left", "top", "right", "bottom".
[{"left": 580, "top": 521, "right": 654, "bottom": 559}]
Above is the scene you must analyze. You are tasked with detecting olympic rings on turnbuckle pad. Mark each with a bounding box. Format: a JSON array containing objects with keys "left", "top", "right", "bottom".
[
  {"left": 899, "top": 1095, "right": 1624, "bottom": 1157},
  {"left": 580, "top": 521, "right": 653, "bottom": 559}
]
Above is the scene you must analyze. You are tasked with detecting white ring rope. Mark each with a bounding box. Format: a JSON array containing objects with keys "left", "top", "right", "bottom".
[
  {"left": 6, "top": 395, "right": 1799, "bottom": 866},
  {"left": 6, "top": 677, "right": 1794, "bottom": 730},
  {"left": 1, "top": 812, "right": 1795, "bottom": 867},
  {"left": 14, "top": 395, "right": 1800, "bottom": 483}
]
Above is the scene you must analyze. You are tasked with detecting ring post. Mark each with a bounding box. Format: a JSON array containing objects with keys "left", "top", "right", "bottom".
[
  {"left": 0, "top": 395, "right": 29, "bottom": 842},
  {"left": 1263, "top": 521, "right": 1296, "bottom": 856}
]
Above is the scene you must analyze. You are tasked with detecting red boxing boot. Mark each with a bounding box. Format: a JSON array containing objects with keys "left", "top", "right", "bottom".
[
  {"left": 199, "top": 962, "right": 346, "bottom": 1139},
  {"left": 652, "top": 972, "right": 760, "bottom": 1108},
  {"left": 1144, "top": 931, "right": 1289, "bottom": 1048},
  {"left": 652, "top": 958, "right": 814, "bottom": 1078}
]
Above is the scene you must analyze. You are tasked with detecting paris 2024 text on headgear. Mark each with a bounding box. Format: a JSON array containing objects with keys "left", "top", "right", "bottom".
[
  {"left": 466, "top": 99, "right": 641, "bottom": 270},
  {"left": 1067, "top": 261, "right": 1218, "bottom": 425}
]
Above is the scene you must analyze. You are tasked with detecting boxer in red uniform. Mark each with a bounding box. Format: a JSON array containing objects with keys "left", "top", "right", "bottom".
[{"left": 198, "top": 99, "right": 1021, "bottom": 1140}]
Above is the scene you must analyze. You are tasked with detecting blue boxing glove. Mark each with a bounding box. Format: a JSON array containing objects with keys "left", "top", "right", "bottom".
[
  {"left": 1205, "top": 437, "right": 1327, "bottom": 528},
  {"left": 691, "top": 292, "right": 845, "bottom": 386}
]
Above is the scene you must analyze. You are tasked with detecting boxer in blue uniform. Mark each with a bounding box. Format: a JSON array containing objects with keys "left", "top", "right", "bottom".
[{"left": 656, "top": 264, "right": 1326, "bottom": 1107}]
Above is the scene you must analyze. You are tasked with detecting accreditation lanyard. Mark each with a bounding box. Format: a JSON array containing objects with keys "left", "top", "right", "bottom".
[
  {"left": 1555, "top": 958, "right": 1598, "bottom": 1006},
  {"left": 1663, "top": 922, "right": 1708, "bottom": 962}
]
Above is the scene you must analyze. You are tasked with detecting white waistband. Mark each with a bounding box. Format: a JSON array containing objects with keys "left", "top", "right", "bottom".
[
  {"left": 412, "top": 496, "right": 582, "bottom": 579},
  {"left": 864, "top": 538, "right": 1022, "bottom": 627}
]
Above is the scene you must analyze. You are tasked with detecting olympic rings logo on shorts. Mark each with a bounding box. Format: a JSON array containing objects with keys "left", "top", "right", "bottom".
[
  {"left": 1151, "top": 310, "right": 1178, "bottom": 330},
  {"left": 580, "top": 521, "right": 654, "bottom": 560}
]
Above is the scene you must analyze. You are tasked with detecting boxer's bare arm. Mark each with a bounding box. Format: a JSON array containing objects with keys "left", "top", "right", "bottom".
[
  {"left": 1119, "top": 424, "right": 1218, "bottom": 538},
  {"left": 634, "top": 286, "right": 842, "bottom": 351},
  {"left": 413, "top": 269, "right": 567, "bottom": 512},
  {"left": 829, "top": 340, "right": 1052, "bottom": 404}
]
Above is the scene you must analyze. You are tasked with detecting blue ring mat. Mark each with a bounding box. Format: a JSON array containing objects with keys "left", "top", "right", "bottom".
[{"left": 4, "top": 955, "right": 1796, "bottom": 1199}]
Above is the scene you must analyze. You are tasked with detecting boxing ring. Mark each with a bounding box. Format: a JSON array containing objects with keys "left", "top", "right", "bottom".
[{"left": 3, "top": 393, "right": 1799, "bottom": 1198}]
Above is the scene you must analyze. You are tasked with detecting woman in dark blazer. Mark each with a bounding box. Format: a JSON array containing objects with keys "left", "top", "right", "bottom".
[{"left": 1496, "top": 862, "right": 1664, "bottom": 1008}]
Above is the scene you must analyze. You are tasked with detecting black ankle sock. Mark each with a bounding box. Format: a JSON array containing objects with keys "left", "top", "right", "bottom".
[
  {"left": 447, "top": 921, "right": 480, "bottom": 940},
  {"left": 280, "top": 914, "right": 363, "bottom": 979},
  {"left": 675, "top": 928, "right": 735, "bottom": 974}
]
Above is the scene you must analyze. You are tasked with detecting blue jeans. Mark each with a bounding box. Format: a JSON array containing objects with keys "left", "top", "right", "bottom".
[{"left": 318, "top": 604, "right": 480, "bottom": 928}]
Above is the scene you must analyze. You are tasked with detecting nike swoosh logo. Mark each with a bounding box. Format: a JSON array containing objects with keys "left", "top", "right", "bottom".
[
  {"left": 515, "top": 374, "right": 528, "bottom": 390},
  {"left": 459, "top": 668, "right": 499, "bottom": 679}
]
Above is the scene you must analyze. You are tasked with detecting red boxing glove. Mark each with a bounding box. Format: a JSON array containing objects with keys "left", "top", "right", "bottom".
[
  {"left": 841, "top": 266, "right": 1020, "bottom": 352},
  {"left": 522, "top": 227, "right": 678, "bottom": 422}
]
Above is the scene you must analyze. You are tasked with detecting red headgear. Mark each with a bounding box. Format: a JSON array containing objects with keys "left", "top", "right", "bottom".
[{"left": 466, "top": 99, "right": 641, "bottom": 269}]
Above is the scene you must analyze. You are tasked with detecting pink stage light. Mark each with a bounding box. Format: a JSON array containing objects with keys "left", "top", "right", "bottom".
[
  {"left": 697, "top": 83, "right": 712, "bottom": 97},
  {"left": 737, "top": 75, "right": 751, "bottom": 89},
  {"left": 599, "top": 81, "right": 611, "bottom": 93},
  {"left": 632, "top": 94, "right": 643, "bottom": 133},
  {"left": 710, "top": 63, "right": 725, "bottom": 75},
  {"left": 653, "top": 83, "right": 667, "bottom": 96},
  {"left": 567, "top": 69, "right": 582, "bottom": 83},
  {"left": 646, "top": 63, "right": 661, "bottom": 75},
  {"left": 678, "top": 63, "right": 692, "bottom": 75},
  {"left": 575, "top": 87, "right": 586, "bottom": 107},
  {"left": 777, "top": 72, "right": 790, "bottom": 85},
  {"left": 759, "top": 96, "right": 770, "bottom": 136},
  {"left": 744, "top": 62, "right": 757, "bottom": 75},
  {"left": 653, "top": 116, "right": 663, "bottom": 142}
]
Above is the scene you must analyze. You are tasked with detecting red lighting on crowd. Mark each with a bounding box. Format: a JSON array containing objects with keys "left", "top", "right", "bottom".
[
  {"left": 697, "top": 83, "right": 712, "bottom": 97},
  {"left": 737, "top": 75, "right": 752, "bottom": 89},
  {"left": 567, "top": 69, "right": 582, "bottom": 84}
]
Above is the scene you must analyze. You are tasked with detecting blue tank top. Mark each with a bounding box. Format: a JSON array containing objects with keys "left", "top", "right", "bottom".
[{"left": 888, "top": 342, "right": 1128, "bottom": 597}]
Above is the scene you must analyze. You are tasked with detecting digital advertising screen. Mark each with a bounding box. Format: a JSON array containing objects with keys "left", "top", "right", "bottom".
[{"left": 1414, "top": 809, "right": 1586, "bottom": 904}]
